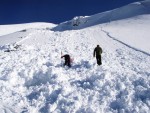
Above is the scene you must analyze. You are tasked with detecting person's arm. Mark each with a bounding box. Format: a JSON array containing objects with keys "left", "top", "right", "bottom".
[
  {"left": 93, "top": 48, "right": 96, "bottom": 57},
  {"left": 101, "top": 47, "right": 103, "bottom": 54}
]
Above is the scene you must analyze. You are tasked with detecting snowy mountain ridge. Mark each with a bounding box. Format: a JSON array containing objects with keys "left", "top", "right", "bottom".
[
  {"left": 0, "top": 0, "right": 150, "bottom": 113},
  {"left": 53, "top": 0, "right": 150, "bottom": 31}
]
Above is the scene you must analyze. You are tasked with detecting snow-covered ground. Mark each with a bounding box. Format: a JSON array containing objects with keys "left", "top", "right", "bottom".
[
  {"left": 102, "top": 14, "right": 150, "bottom": 55},
  {"left": 0, "top": 22, "right": 56, "bottom": 36},
  {"left": 0, "top": 0, "right": 150, "bottom": 113}
]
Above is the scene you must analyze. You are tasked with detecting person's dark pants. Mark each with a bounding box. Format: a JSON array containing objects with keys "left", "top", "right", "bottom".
[
  {"left": 96, "top": 55, "right": 102, "bottom": 65},
  {"left": 64, "top": 57, "right": 71, "bottom": 67}
]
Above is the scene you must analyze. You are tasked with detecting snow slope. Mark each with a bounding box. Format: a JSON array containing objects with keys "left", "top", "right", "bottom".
[
  {"left": 53, "top": 0, "right": 150, "bottom": 31},
  {"left": 0, "top": 22, "right": 56, "bottom": 36},
  {"left": 0, "top": 0, "right": 150, "bottom": 113},
  {"left": 102, "top": 14, "right": 150, "bottom": 55}
]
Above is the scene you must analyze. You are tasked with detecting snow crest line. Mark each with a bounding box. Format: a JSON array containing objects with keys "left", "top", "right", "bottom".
[{"left": 101, "top": 28, "right": 150, "bottom": 56}]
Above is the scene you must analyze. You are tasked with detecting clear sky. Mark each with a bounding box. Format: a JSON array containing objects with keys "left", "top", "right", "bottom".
[{"left": 0, "top": 0, "right": 144, "bottom": 25}]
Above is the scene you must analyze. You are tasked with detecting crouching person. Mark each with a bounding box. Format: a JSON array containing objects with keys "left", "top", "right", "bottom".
[{"left": 61, "top": 54, "right": 71, "bottom": 67}]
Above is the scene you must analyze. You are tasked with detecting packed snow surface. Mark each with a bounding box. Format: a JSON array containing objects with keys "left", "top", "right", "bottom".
[{"left": 0, "top": 1, "right": 150, "bottom": 113}]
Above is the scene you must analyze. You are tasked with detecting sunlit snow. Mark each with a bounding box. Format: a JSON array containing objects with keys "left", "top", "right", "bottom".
[{"left": 0, "top": 0, "right": 150, "bottom": 113}]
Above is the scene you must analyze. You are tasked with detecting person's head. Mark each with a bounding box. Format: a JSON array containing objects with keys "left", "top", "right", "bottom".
[{"left": 97, "top": 45, "right": 99, "bottom": 47}]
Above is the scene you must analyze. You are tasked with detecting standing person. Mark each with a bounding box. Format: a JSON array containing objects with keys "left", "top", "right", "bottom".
[
  {"left": 61, "top": 54, "right": 71, "bottom": 67},
  {"left": 93, "top": 45, "right": 102, "bottom": 65}
]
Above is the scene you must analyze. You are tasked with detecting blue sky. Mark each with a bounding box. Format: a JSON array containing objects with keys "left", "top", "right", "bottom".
[{"left": 0, "top": 0, "right": 144, "bottom": 25}]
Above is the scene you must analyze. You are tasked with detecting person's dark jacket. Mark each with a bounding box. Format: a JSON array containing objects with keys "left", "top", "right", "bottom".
[
  {"left": 61, "top": 54, "right": 70, "bottom": 61},
  {"left": 61, "top": 54, "right": 71, "bottom": 67},
  {"left": 93, "top": 46, "right": 102, "bottom": 57}
]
